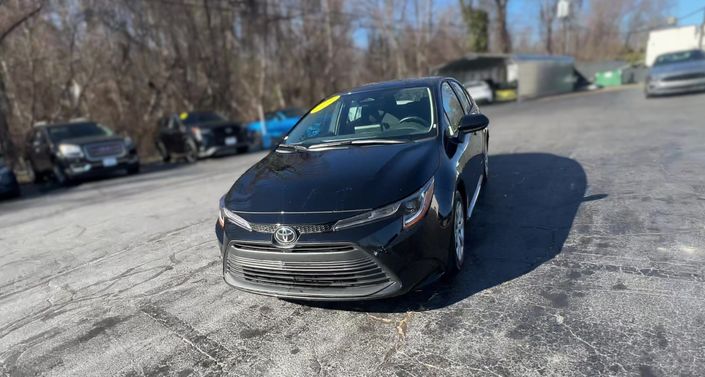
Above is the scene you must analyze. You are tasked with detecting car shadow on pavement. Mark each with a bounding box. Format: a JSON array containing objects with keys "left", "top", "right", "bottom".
[{"left": 299, "top": 152, "right": 598, "bottom": 313}]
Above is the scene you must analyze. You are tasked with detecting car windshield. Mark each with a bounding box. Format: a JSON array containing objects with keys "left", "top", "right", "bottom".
[
  {"left": 284, "top": 86, "right": 435, "bottom": 147},
  {"left": 46, "top": 122, "right": 114, "bottom": 143},
  {"left": 654, "top": 50, "right": 705, "bottom": 66},
  {"left": 182, "top": 112, "right": 225, "bottom": 125}
]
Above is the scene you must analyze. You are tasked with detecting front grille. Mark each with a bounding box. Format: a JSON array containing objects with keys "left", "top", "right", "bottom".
[
  {"left": 210, "top": 125, "right": 243, "bottom": 145},
  {"left": 225, "top": 243, "right": 392, "bottom": 291},
  {"left": 84, "top": 142, "right": 125, "bottom": 160},
  {"left": 226, "top": 253, "right": 390, "bottom": 289},
  {"left": 662, "top": 72, "right": 705, "bottom": 82},
  {"left": 231, "top": 241, "right": 354, "bottom": 253},
  {"left": 250, "top": 223, "right": 333, "bottom": 234}
]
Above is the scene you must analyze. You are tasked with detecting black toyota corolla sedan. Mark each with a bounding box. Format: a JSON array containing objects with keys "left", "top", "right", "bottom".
[{"left": 216, "top": 77, "right": 490, "bottom": 300}]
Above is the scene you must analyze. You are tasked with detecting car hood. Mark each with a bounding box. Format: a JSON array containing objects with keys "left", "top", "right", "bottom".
[
  {"left": 58, "top": 135, "right": 126, "bottom": 146},
  {"left": 650, "top": 60, "right": 705, "bottom": 77},
  {"left": 225, "top": 140, "right": 439, "bottom": 213}
]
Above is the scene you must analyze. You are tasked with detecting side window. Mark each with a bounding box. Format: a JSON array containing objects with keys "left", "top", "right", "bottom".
[
  {"left": 450, "top": 81, "right": 473, "bottom": 114},
  {"left": 168, "top": 116, "right": 180, "bottom": 130},
  {"left": 347, "top": 106, "right": 362, "bottom": 122},
  {"left": 441, "top": 82, "right": 464, "bottom": 135}
]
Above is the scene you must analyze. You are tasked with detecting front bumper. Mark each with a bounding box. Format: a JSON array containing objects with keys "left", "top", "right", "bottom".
[
  {"left": 198, "top": 142, "right": 249, "bottom": 158},
  {"left": 647, "top": 77, "right": 705, "bottom": 95},
  {"left": 60, "top": 154, "right": 139, "bottom": 178},
  {"left": 215, "top": 207, "right": 450, "bottom": 301}
]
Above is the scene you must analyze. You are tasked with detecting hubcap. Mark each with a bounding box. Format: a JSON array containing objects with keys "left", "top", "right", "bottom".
[{"left": 454, "top": 201, "right": 464, "bottom": 263}]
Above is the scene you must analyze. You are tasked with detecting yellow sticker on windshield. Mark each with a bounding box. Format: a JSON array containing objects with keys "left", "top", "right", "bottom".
[
  {"left": 310, "top": 95, "right": 340, "bottom": 114},
  {"left": 179, "top": 112, "right": 189, "bottom": 120}
]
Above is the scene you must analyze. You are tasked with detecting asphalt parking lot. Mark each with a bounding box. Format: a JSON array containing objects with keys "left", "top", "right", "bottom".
[{"left": 1, "top": 87, "right": 704, "bottom": 377}]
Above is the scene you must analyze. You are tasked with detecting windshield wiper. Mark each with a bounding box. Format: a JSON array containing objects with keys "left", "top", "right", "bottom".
[
  {"left": 308, "top": 139, "right": 407, "bottom": 150},
  {"left": 276, "top": 144, "right": 308, "bottom": 152}
]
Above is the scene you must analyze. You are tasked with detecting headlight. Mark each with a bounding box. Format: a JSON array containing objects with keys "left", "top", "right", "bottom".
[
  {"left": 218, "top": 196, "right": 252, "bottom": 231},
  {"left": 333, "top": 177, "right": 435, "bottom": 231},
  {"left": 58, "top": 144, "right": 83, "bottom": 158},
  {"left": 0, "top": 166, "right": 9, "bottom": 175},
  {"left": 191, "top": 127, "right": 211, "bottom": 141},
  {"left": 124, "top": 137, "right": 135, "bottom": 148}
]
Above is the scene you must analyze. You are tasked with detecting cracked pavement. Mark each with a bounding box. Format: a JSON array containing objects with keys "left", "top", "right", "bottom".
[{"left": 1, "top": 87, "right": 704, "bottom": 376}]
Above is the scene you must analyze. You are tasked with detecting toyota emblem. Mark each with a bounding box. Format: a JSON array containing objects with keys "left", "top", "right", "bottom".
[{"left": 273, "top": 226, "right": 299, "bottom": 247}]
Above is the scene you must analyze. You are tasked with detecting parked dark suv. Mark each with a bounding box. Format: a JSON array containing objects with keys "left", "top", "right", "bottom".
[
  {"left": 155, "top": 111, "right": 249, "bottom": 162},
  {"left": 26, "top": 120, "right": 140, "bottom": 185}
]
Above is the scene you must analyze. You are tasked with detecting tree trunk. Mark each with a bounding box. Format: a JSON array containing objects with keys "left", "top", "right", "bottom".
[{"left": 495, "top": 0, "right": 512, "bottom": 53}]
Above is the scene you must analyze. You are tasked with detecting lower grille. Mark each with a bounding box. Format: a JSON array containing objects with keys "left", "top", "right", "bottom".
[
  {"left": 84, "top": 142, "right": 125, "bottom": 160},
  {"left": 225, "top": 243, "right": 392, "bottom": 291},
  {"left": 662, "top": 72, "right": 705, "bottom": 82},
  {"left": 231, "top": 241, "right": 354, "bottom": 253}
]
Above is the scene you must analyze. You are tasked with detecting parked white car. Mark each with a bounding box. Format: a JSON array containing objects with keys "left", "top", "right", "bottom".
[{"left": 464, "top": 80, "right": 494, "bottom": 104}]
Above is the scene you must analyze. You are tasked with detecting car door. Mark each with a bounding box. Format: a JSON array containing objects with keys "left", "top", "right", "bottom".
[
  {"left": 450, "top": 80, "right": 484, "bottom": 190},
  {"left": 163, "top": 116, "right": 186, "bottom": 154},
  {"left": 440, "top": 81, "right": 474, "bottom": 204},
  {"left": 29, "top": 129, "right": 52, "bottom": 173}
]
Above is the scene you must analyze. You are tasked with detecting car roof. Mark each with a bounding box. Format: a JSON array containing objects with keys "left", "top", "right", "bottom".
[
  {"left": 41, "top": 120, "right": 96, "bottom": 128},
  {"left": 345, "top": 77, "right": 448, "bottom": 94}
]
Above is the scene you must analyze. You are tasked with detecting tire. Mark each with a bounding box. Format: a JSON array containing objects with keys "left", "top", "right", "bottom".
[
  {"left": 482, "top": 134, "right": 489, "bottom": 183},
  {"left": 184, "top": 140, "right": 199, "bottom": 163},
  {"left": 445, "top": 190, "right": 466, "bottom": 278},
  {"left": 52, "top": 164, "right": 71, "bottom": 186},
  {"left": 237, "top": 146, "right": 249, "bottom": 154},
  {"left": 156, "top": 142, "right": 171, "bottom": 163}
]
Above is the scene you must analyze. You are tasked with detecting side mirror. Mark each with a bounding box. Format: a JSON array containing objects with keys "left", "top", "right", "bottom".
[{"left": 458, "top": 113, "right": 489, "bottom": 133}]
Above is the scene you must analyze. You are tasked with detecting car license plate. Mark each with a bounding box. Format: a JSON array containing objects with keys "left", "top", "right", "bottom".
[
  {"left": 103, "top": 157, "right": 118, "bottom": 167},
  {"left": 225, "top": 136, "right": 237, "bottom": 146}
]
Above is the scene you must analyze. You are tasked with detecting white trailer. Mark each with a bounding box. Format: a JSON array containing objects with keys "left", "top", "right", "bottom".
[{"left": 646, "top": 25, "right": 705, "bottom": 67}]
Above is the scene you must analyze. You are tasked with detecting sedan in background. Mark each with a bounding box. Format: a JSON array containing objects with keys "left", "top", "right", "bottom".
[
  {"left": 26, "top": 120, "right": 139, "bottom": 185},
  {"left": 0, "top": 155, "right": 20, "bottom": 199},
  {"left": 646, "top": 49, "right": 705, "bottom": 97},
  {"left": 216, "top": 77, "right": 490, "bottom": 300},
  {"left": 464, "top": 80, "right": 494, "bottom": 104},
  {"left": 245, "top": 108, "right": 304, "bottom": 149},
  {"left": 156, "top": 111, "right": 249, "bottom": 162}
]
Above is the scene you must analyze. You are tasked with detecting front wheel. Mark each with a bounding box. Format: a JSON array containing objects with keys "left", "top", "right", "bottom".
[
  {"left": 52, "top": 164, "right": 71, "bottom": 186},
  {"left": 184, "top": 140, "right": 199, "bottom": 163},
  {"left": 156, "top": 142, "right": 171, "bottom": 163},
  {"left": 445, "top": 191, "right": 466, "bottom": 278},
  {"left": 482, "top": 136, "right": 489, "bottom": 183}
]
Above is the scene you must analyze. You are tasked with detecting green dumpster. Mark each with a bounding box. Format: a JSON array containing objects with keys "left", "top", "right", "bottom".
[{"left": 594, "top": 69, "right": 622, "bottom": 87}]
